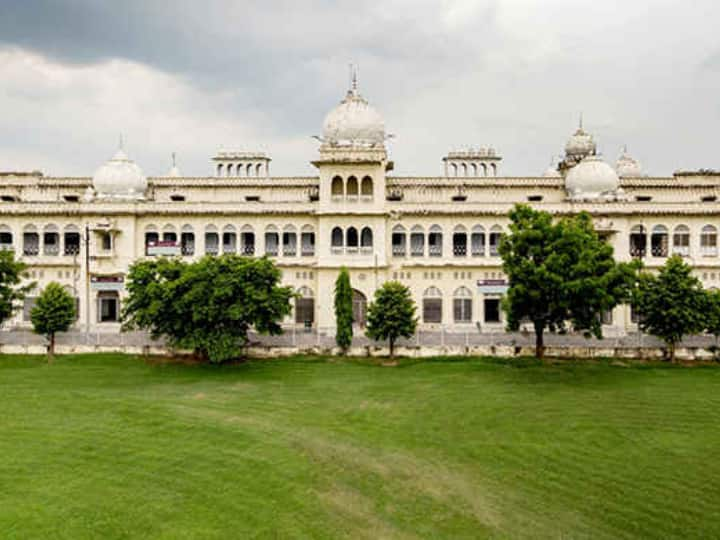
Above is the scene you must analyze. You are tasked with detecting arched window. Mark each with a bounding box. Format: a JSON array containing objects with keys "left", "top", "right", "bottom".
[
  {"left": 236, "top": 163, "right": 243, "bottom": 177},
  {"left": 360, "top": 227, "right": 373, "bottom": 250},
  {"left": 392, "top": 225, "right": 406, "bottom": 257},
  {"left": 331, "top": 227, "right": 344, "bottom": 252},
  {"left": 181, "top": 224, "right": 195, "bottom": 256},
  {"left": 471, "top": 163, "right": 478, "bottom": 177},
  {"left": 216, "top": 163, "right": 223, "bottom": 177},
  {"left": 428, "top": 225, "right": 443, "bottom": 257},
  {"left": 331, "top": 176, "right": 344, "bottom": 198},
  {"left": 410, "top": 225, "right": 425, "bottom": 257},
  {"left": 222, "top": 225, "right": 237, "bottom": 254},
  {"left": 282, "top": 225, "right": 297, "bottom": 257},
  {"left": 489, "top": 225, "right": 502, "bottom": 256},
  {"left": 346, "top": 227, "right": 359, "bottom": 249},
  {"left": 144, "top": 224, "right": 159, "bottom": 256},
  {"left": 361, "top": 176, "right": 373, "bottom": 198},
  {"left": 246, "top": 163, "right": 253, "bottom": 177},
  {"left": 701, "top": 225, "right": 718, "bottom": 256},
  {"left": 481, "top": 163, "right": 488, "bottom": 177},
  {"left": 453, "top": 286, "right": 473, "bottom": 323},
  {"left": 346, "top": 176, "right": 359, "bottom": 198},
  {"left": 256, "top": 163, "right": 263, "bottom": 177},
  {"left": 630, "top": 225, "right": 646, "bottom": 258},
  {"left": 451, "top": 163, "right": 458, "bottom": 177},
  {"left": 453, "top": 225, "right": 467, "bottom": 257},
  {"left": 240, "top": 224, "right": 255, "bottom": 256},
  {"left": 43, "top": 224, "right": 60, "bottom": 256},
  {"left": 205, "top": 225, "right": 219, "bottom": 256},
  {"left": 461, "top": 163, "right": 468, "bottom": 177},
  {"left": 471, "top": 225, "right": 485, "bottom": 256},
  {"left": 491, "top": 163, "right": 497, "bottom": 176},
  {"left": 423, "top": 286, "right": 443, "bottom": 323},
  {"left": 63, "top": 225, "right": 79, "bottom": 256},
  {"left": 651, "top": 225, "right": 668, "bottom": 257},
  {"left": 295, "top": 286, "right": 315, "bottom": 325},
  {"left": 0, "top": 225, "right": 13, "bottom": 251},
  {"left": 162, "top": 224, "right": 177, "bottom": 243},
  {"left": 672, "top": 225, "right": 690, "bottom": 257},
  {"left": 265, "top": 225, "right": 279, "bottom": 256},
  {"left": 301, "top": 225, "right": 315, "bottom": 256}
]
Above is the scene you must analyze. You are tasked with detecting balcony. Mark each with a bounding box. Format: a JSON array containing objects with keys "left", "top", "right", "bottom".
[
  {"left": 392, "top": 245, "right": 406, "bottom": 257},
  {"left": 147, "top": 241, "right": 181, "bottom": 257},
  {"left": 453, "top": 245, "right": 467, "bottom": 257}
]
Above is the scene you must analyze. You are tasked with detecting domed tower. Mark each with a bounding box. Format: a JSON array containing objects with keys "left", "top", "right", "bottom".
[
  {"left": 565, "top": 155, "right": 624, "bottom": 201},
  {"left": 616, "top": 146, "right": 643, "bottom": 177},
  {"left": 558, "top": 117, "right": 597, "bottom": 176}
]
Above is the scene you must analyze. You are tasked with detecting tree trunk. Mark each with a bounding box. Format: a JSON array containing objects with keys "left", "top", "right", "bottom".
[
  {"left": 48, "top": 333, "right": 55, "bottom": 364},
  {"left": 389, "top": 337, "right": 395, "bottom": 359},
  {"left": 534, "top": 321, "right": 545, "bottom": 359},
  {"left": 668, "top": 341, "right": 676, "bottom": 363}
]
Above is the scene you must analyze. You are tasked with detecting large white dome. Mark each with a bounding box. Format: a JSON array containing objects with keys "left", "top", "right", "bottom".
[
  {"left": 322, "top": 86, "right": 385, "bottom": 147},
  {"left": 565, "top": 155, "right": 620, "bottom": 199},
  {"left": 616, "top": 148, "right": 642, "bottom": 177},
  {"left": 93, "top": 147, "right": 147, "bottom": 200}
]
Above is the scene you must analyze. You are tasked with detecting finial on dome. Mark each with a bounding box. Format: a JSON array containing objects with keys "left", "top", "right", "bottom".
[
  {"left": 579, "top": 113, "right": 584, "bottom": 130},
  {"left": 119, "top": 133, "right": 125, "bottom": 151},
  {"left": 348, "top": 63, "right": 359, "bottom": 96},
  {"left": 172, "top": 152, "right": 177, "bottom": 167}
]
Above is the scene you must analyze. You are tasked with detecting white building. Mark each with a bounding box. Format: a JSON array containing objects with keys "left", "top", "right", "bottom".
[{"left": 2, "top": 80, "right": 719, "bottom": 336}]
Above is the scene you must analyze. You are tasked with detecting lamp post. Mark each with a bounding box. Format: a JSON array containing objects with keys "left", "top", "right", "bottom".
[{"left": 85, "top": 223, "right": 91, "bottom": 337}]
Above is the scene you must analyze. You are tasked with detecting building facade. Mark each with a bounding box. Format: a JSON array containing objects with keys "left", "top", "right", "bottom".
[{"left": 2, "top": 81, "right": 720, "bottom": 336}]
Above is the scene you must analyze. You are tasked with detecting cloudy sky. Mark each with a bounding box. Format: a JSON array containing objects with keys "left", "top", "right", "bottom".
[{"left": 0, "top": 0, "right": 719, "bottom": 177}]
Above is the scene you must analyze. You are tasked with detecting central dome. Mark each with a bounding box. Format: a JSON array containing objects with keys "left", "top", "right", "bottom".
[
  {"left": 322, "top": 85, "right": 385, "bottom": 147},
  {"left": 565, "top": 126, "right": 596, "bottom": 158},
  {"left": 93, "top": 147, "right": 147, "bottom": 200},
  {"left": 565, "top": 155, "right": 620, "bottom": 200}
]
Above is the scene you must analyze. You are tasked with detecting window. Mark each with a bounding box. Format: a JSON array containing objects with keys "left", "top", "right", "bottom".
[
  {"left": 63, "top": 195, "right": 79, "bottom": 203},
  {"left": 601, "top": 309, "right": 613, "bottom": 325},
  {"left": 650, "top": 225, "right": 668, "bottom": 257},
  {"left": 527, "top": 195, "right": 543, "bottom": 202},
  {"left": 453, "top": 287, "right": 473, "bottom": 322},
  {"left": 453, "top": 226, "right": 467, "bottom": 257},
  {"left": 411, "top": 226, "right": 424, "bottom": 257},
  {"left": 471, "top": 226, "right": 485, "bottom": 257},
  {"left": 23, "top": 230, "right": 39, "bottom": 256},
  {"left": 428, "top": 226, "right": 443, "bottom": 257},
  {"left": 43, "top": 229, "right": 60, "bottom": 255},
  {"left": 1, "top": 195, "right": 18, "bottom": 202},
  {"left": 301, "top": 229, "right": 315, "bottom": 256},
  {"left": 489, "top": 226, "right": 502, "bottom": 256},
  {"left": 222, "top": 227, "right": 236, "bottom": 254},
  {"left": 0, "top": 230, "right": 13, "bottom": 250},
  {"left": 64, "top": 229, "right": 80, "bottom": 255},
  {"left": 346, "top": 227, "right": 359, "bottom": 250},
  {"left": 702, "top": 195, "right": 717, "bottom": 203},
  {"left": 245, "top": 196, "right": 260, "bottom": 202},
  {"left": 170, "top": 194, "right": 185, "bottom": 202},
  {"left": 346, "top": 176, "right": 359, "bottom": 198},
  {"left": 629, "top": 225, "right": 646, "bottom": 257},
  {"left": 283, "top": 227, "right": 297, "bottom": 257},
  {"left": 423, "top": 287, "right": 443, "bottom": 323},
  {"left": 205, "top": 231, "right": 219, "bottom": 255},
  {"left": 635, "top": 195, "right": 652, "bottom": 202},
  {"left": 701, "top": 225, "right": 718, "bottom": 256},
  {"left": 360, "top": 227, "right": 373, "bottom": 250},
  {"left": 672, "top": 225, "right": 690, "bottom": 257},
  {"left": 361, "top": 176, "right": 373, "bottom": 198},
  {"left": 100, "top": 232, "right": 112, "bottom": 251},
  {"left": 241, "top": 227, "right": 255, "bottom": 256},
  {"left": 484, "top": 298, "right": 501, "bottom": 323},
  {"left": 331, "top": 176, "right": 344, "bottom": 198},
  {"left": 392, "top": 226, "right": 406, "bottom": 257},
  {"left": 295, "top": 287, "right": 314, "bottom": 325},
  {"left": 265, "top": 228, "right": 279, "bottom": 256},
  {"left": 175, "top": 231, "right": 192, "bottom": 256},
  {"left": 331, "top": 227, "right": 344, "bottom": 253},
  {"left": 98, "top": 292, "right": 119, "bottom": 323},
  {"left": 145, "top": 231, "right": 159, "bottom": 255}
]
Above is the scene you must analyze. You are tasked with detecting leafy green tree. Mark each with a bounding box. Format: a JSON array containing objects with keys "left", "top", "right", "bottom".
[
  {"left": 500, "top": 204, "right": 639, "bottom": 358},
  {"left": 334, "top": 267, "right": 353, "bottom": 352},
  {"left": 704, "top": 289, "right": 720, "bottom": 358},
  {"left": 365, "top": 281, "right": 418, "bottom": 358},
  {"left": 30, "top": 282, "right": 76, "bottom": 363},
  {"left": 0, "top": 249, "right": 33, "bottom": 326},
  {"left": 122, "top": 255, "right": 294, "bottom": 363},
  {"left": 633, "top": 255, "right": 707, "bottom": 362}
]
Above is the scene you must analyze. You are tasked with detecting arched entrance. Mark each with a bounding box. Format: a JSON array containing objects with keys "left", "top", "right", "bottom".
[{"left": 352, "top": 289, "right": 367, "bottom": 327}]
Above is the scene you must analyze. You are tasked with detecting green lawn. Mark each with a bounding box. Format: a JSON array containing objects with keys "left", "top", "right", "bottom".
[{"left": 1, "top": 355, "right": 719, "bottom": 539}]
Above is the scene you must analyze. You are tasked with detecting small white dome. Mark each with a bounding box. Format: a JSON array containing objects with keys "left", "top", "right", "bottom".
[
  {"left": 93, "top": 147, "right": 147, "bottom": 200},
  {"left": 616, "top": 148, "right": 642, "bottom": 177},
  {"left": 543, "top": 164, "right": 561, "bottom": 178},
  {"left": 565, "top": 155, "right": 619, "bottom": 199},
  {"left": 565, "top": 126, "right": 597, "bottom": 158},
  {"left": 322, "top": 86, "right": 385, "bottom": 147}
]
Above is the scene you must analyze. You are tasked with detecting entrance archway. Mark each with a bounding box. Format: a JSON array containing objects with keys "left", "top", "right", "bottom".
[{"left": 352, "top": 289, "right": 367, "bottom": 327}]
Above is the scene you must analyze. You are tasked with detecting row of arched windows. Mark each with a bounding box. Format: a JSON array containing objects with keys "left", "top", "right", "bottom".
[
  {"left": 216, "top": 162, "right": 268, "bottom": 178},
  {"left": 629, "top": 224, "right": 719, "bottom": 258},
  {"left": 447, "top": 162, "right": 497, "bottom": 178},
  {"left": 3, "top": 224, "right": 83, "bottom": 257},
  {"left": 330, "top": 226, "right": 374, "bottom": 253},
  {"left": 331, "top": 175, "right": 373, "bottom": 200},
  {"left": 392, "top": 224, "right": 504, "bottom": 258}
]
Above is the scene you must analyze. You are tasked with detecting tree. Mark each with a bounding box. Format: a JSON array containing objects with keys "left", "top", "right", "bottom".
[
  {"left": 122, "top": 255, "right": 294, "bottom": 363},
  {"left": 334, "top": 267, "right": 353, "bottom": 352},
  {"left": 705, "top": 289, "right": 720, "bottom": 358},
  {"left": 30, "top": 282, "right": 76, "bottom": 363},
  {"left": 633, "top": 255, "right": 707, "bottom": 362},
  {"left": 365, "top": 281, "right": 418, "bottom": 358},
  {"left": 500, "top": 204, "right": 639, "bottom": 358},
  {"left": 0, "top": 249, "right": 33, "bottom": 327}
]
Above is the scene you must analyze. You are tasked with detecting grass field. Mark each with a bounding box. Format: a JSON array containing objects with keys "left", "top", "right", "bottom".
[{"left": 1, "top": 354, "right": 720, "bottom": 539}]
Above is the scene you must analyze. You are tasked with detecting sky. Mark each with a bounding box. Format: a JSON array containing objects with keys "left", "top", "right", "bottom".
[{"left": 0, "top": 0, "right": 719, "bottom": 178}]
